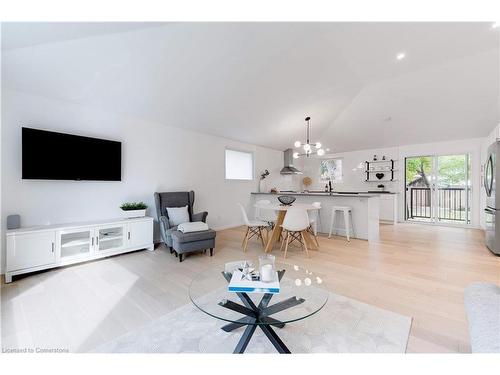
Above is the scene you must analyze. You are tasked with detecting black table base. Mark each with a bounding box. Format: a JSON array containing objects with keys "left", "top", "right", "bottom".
[{"left": 220, "top": 270, "right": 305, "bottom": 354}]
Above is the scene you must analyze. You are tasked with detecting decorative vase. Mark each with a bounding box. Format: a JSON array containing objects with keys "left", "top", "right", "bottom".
[
  {"left": 259, "top": 179, "right": 265, "bottom": 193},
  {"left": 122, "top": 209, "right": 146, "bottom": 219}
]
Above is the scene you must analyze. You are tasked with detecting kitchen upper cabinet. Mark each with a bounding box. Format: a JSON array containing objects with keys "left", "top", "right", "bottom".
[{"left": 6, "top": 231, "right": 56, "bottom": 272}]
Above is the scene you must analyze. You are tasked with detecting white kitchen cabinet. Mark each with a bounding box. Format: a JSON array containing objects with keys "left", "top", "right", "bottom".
[
  {"left": 379, "top": 194, "right": 398, "bottom": 224},
  {"left": 5, "top": 217, "right": 154, "bottom": 283},
  {"left": 6, "top": 231, "right": 56, "bottom": 273}
]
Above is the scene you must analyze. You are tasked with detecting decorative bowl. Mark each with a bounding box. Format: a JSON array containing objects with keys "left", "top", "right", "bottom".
[{"left": 278, "top": 195, "right": 296, "bottom": 206}]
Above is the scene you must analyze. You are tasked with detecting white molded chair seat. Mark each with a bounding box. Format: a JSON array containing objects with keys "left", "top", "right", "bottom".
[
  {"left": 328, "top": 206, "right": 354, "bottom": 241},
  {"left": 280, "top": 208, "right": 310, "bottom": 258},
  {"left": 248, "top": 219, "right": 268, "bottom": 227},
  {"left": 255, "top": 199, "right": 278, "bottom": 223}
]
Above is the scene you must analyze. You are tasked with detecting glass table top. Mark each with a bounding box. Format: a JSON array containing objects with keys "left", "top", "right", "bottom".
[{"left": 189, "top": 260, "right": 329, "bottom": 325}]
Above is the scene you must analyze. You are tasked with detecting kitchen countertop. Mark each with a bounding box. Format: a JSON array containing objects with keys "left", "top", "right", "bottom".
[{"left": 251, "top": 192, "right": 382, "bottom": 198}]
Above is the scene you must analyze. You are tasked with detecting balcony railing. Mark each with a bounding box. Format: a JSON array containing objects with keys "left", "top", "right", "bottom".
[{"left": 407, "top": 187, "right": 469, "bottom": 222}]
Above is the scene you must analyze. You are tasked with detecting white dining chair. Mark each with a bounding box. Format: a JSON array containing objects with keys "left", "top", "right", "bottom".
[
  {"left": 255, "top": 199, "right": 278, "bottom": 225},
  {"left": 238, "top": 203, "right": 268, "bottom": 252},
  {"left": 280, "top": 208, "right": 310, "bottom": 258}
]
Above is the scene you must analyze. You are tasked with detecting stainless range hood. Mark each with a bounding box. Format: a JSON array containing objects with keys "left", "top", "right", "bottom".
[{"left": 280, "top": 149, "right": 302, "bottom": 175}]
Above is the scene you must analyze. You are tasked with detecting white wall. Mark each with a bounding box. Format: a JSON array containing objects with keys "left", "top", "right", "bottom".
[
  {"left": 1, "top": 89, "right": 283, "bottom": 272},
  {"left": 294, "top": 146, "right": 399, "bottom": 192},
  {"left": 286, "top": 138, "right": 485, "bottom": 228}
]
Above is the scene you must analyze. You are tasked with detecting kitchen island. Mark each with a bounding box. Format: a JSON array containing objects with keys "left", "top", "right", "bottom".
[{"left": 251, "top": 192, "right": 380, "bottom": 241}]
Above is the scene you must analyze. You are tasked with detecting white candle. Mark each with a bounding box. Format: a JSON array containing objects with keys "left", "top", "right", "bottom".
[{"left": 260, "top": 264, "right": 274, "bottom": 282}]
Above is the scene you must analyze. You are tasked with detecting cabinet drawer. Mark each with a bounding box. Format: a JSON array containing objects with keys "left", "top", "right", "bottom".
[{"left": 7, "top": 232, "right": 56, "bottom": 272}]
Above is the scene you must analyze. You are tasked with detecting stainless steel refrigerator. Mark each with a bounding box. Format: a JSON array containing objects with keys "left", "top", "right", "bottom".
[{"left": 484, "top": 141, "right": 500, "bottom": 255}]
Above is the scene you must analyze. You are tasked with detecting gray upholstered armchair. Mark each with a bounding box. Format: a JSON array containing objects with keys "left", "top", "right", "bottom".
[{"left": 154, "top": 191, "right": 208, "bottom": 250}]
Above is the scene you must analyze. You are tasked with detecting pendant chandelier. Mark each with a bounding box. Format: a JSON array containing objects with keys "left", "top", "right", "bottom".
[{"left": 293, "top": 116, "right": 326, "bottom": 159}]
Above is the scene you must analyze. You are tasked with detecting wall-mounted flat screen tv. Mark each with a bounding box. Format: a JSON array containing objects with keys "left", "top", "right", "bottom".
[{"left": 22, "top": 127, "right": 122, "bottom": 181}]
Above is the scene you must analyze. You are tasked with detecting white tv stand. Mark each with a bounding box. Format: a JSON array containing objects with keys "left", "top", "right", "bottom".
[{"left": 5, "top": 216, "right": 154, "bottom": 283}]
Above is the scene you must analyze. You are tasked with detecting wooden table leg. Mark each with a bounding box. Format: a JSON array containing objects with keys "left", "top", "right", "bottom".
[
  {"left": 265, "top": 210, "right": 285, "bottom": 253},
  {"left": 300, "top": 230, "right": 318, "bottom": 250}
]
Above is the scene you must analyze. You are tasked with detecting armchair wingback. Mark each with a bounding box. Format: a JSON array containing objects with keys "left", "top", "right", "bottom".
[{"left": 154, "top": 191, "right": 208, "bottom": 247}]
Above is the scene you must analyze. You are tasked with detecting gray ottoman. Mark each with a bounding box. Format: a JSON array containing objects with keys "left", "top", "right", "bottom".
[{"left": 170, "top": 229, "right": 216, "bottom": 262}]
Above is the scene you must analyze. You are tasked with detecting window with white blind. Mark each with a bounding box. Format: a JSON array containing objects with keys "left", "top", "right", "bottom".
[{"left": 225, "top": 149, "right": 254, "bottom": 180}]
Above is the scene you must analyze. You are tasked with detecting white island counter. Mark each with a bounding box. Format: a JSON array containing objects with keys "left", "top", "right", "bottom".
[{"left": 251, "top": 192, "right": 380, "bottom": 241}]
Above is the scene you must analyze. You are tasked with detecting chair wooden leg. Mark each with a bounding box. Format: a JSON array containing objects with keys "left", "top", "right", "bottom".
[
  {"left": 242, "top": 227, "right": 249, "bottom": 247},
  {"left": 279, "top": 230, "right": 287, "bottom": 252},
  {"left": 259, "top": 227, "right": 266, "bottom": 248},
  {"left": 311, "top": 227, "right": 320, "bottom": 248},
  {"left": 243, "top": 228, "right": 250, "bottom": 252},
  {"left": 300, "top": 232, "right": 310, "bottom": 257},
  {"left": 283, "top": 232, "right": 290, "bottom": 259}
]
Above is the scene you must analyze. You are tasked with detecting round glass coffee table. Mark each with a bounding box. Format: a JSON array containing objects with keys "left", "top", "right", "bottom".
[{"left": 189, "top": 260, "right": 329, "bottom": 353}]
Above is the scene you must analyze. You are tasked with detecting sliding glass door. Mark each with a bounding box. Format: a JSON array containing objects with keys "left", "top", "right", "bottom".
[{"left": 405, "top": 154, "right": 471, "bottom": 225}]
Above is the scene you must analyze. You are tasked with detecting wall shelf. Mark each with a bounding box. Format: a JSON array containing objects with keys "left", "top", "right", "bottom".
[{"left": 365, "top": 159, "right": 396, "bottom": 182}]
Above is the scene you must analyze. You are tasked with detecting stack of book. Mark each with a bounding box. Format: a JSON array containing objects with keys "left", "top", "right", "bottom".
[{"left": 228, "top": 270, "right": 280, "bottom": 294}]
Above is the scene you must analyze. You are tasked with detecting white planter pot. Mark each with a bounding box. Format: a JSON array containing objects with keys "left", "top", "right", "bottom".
[{"left": 122, "top": 209, "right": 146, "bottom": 219}]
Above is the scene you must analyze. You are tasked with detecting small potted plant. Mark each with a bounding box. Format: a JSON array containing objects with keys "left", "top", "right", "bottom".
[{"left": 120, "top": 202, "right": 148, "bottom": 219}]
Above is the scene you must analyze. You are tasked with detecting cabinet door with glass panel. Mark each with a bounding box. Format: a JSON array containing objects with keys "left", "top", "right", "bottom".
[
  {"left": 95, "top": 224, "right": 127, "bottom": 253},
  {"left": 58, "top": 227, "right": 94, "bottom": 262}
]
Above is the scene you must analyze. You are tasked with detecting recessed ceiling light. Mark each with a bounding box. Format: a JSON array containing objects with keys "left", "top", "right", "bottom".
[
  {"left": 492, "top": 22, "right": 500, "bottom": 29},
  {"left": 396, "top": 52, "right": 406, "bottom": 61}
]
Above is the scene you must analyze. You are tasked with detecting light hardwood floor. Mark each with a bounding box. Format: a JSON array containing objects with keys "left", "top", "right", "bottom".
[{"left": 1, "top": 223, "right": 499, "bottom": 353}]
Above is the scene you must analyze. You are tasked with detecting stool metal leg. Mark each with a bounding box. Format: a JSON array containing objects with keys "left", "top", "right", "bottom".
[
  {"left": 328, "top": 209, "right": 336, "bottom": 238},
  {"left": 316, "top": 209, "right": 322, "bottom": 234},
  {"left": 350, "top": 211, "right": 355, "bottom": 239},
  {"left": 343, "top": 209, "right": 350, "bottom": 242}
]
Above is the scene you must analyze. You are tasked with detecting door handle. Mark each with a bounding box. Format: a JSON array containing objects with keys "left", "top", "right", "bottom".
[
  {"left": 92, "top": 237, "right": 94, "bottom": 246},
  {"left": 485, "top": 207, "right": 496, "bottom": 214},
  {"left": 52, "top": 242, "right": 55, "bottom": 252},
  {"left": 128, "top": 232, "right": 131, "bottom": 240},
  {"left": 96, "top": 237, "right": 99, "bottom": 246}
]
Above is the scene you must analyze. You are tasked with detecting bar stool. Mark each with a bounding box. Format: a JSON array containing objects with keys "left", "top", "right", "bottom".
[{"left": 328, "top": 206, "right": 354, "bottom": 241}]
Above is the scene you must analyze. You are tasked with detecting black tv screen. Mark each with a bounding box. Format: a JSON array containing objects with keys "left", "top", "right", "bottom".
[{"left": 22, "top": 127, "right": 122, "bottom": 181}]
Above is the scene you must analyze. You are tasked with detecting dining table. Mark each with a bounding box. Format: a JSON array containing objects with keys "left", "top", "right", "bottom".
[{"left": 253, "top": 202, "right": 319, "bottom": 253}]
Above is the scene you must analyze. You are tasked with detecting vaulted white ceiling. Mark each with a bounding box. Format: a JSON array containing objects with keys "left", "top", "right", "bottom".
[{"left": 2, "top": 22, "right": 499, "bottom": 152}]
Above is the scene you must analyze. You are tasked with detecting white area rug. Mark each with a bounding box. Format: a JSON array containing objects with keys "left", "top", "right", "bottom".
[{"left": 94, "top": 291, "right": 412, "bottom": 353}]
